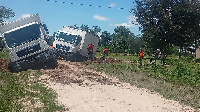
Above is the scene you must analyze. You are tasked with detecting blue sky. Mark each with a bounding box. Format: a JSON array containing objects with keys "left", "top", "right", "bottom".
[{"left": 0, "top": 0, "right": 140, "bottom": 35}]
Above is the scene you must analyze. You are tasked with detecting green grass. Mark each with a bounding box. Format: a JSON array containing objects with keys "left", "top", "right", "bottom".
[
  {"left": 0, "top": 48, "right": 67, "bottom": 111},
  {"left": 0, "top": 48, "right": 9, "bottom": 61},
  {"left": 0, "top": 49, "right": 66, "bottom": 111},
  {"left": 96, "top": 52, "right": 140, "bottom": 61},
  {"left": 85, "top": 53, "right": 200, "bottom": 109},
  {"left": 96, "top": 53, "right": 200, "bottom": 86},
  {"left": 0, "top": 70, "right": 66, "bottom": 112}
]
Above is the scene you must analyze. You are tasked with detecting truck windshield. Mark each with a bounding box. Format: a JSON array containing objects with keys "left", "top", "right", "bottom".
[
  {"left": 4, "top": 24, "right": 41, "bottom": 48},
  {"left": 57, "top": 32, "right": 81, "bottom": 46}
]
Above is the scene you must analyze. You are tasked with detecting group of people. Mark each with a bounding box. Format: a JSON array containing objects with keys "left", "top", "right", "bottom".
[
  {"left": 87, "top": 43, "right": 108, "bottom": 63},
  {"left": 88, "top": 44, "right": 166, "bottom": 65},
  {"left": 139, "top": 49, "right": 166, "bottom": 65},
  {"left": 87, "top": 43, "right": 167, "bottom": 65}
]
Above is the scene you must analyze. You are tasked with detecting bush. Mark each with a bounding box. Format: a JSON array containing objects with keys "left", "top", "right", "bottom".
[
  {"left": 195, "top": 59, "right": 200, "bottom": 63},
  {"left": 0, "top": 48, "right": 9, "bottom": 61}
]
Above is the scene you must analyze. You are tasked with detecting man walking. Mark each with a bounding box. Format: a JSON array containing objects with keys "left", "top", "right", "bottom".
[{"left": 139, "top": 48, "right": 144, "bottom": 65}]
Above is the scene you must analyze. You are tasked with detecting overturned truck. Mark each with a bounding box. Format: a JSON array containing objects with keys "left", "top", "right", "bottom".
[
  {"left": 53, "top": 26, "right": 99, "bottom": 61},
  {"left": 0, "top": 14, "right": 55, "bottom": 72}
]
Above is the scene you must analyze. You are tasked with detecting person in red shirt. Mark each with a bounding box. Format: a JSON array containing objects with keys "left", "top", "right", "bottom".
[
  {"left": 103, "top": 47, "right": 109, "bottom": 63},
  {"left": 50, "top": 44, "right": 53, "bottom": 49},
  {"left": 139, "top": 48, "right": 144, "bottom": 63},
  {"left": 88, "top": 43, "right": 94, "bottom": 60}
]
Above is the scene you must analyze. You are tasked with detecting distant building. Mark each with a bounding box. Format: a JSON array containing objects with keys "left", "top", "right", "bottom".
[{"left": 196, "top": 46, "right": 200, "bottom": 59}]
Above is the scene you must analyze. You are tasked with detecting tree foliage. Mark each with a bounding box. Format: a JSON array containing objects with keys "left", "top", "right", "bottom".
[
  {"left": 77, "top": 24, "right": 101, "bottom": 37},
  {"left": 0, "top": 6, "right": 15, "bottom": 49},
  {"left": 132, "top": 0, "right": 200, "bottom": 54},
  {"left": 90, "top": 26, "right": 101, "bottom": 37},
  {"left": 80, "top": 24, "right": 90, "bottom": 32},
  {"left": 110, "top": 26, "right": 141, "bottom": 54},
  {"left": 99, "top": 31, "right": 111, "bottom": 47},
  {"left": 0, "top": 6, "right": 15, "bottom": 25}
]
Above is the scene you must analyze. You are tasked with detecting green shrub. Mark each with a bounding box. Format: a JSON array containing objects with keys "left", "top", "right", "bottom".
[
  {"left": 0, "top": 48, "right": 9, "bottom": 61},
  {"left": 195, "top": 59, "right": 200, "bottom": 63}
]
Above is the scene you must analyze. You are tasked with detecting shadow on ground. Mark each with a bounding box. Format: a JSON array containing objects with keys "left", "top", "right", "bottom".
[{"left": 30, "top": 59, "right": 58, "bottom": 70}]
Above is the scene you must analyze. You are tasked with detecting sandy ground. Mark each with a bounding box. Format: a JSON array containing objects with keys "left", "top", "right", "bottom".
[{"left": 41, "top": 60, "right": 199, "bottom": 112}]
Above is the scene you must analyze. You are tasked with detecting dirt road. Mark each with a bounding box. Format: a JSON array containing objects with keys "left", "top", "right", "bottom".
[{"left": 41, "top": 60, "right": 199, "bottom": 112}]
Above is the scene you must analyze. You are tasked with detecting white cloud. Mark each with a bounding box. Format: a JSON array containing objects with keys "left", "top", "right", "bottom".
[
  {"left": 114, "top": 23, "right": 133, "bottom": 27},
  {"left": 113, "top": 15, "right": 139, "bottom": 27},
  {"left": 109, "top": 3, "right": 116, "bottom": 7},
  {"left": 17, "top": 14, "right": 31, "bottom": 20},
  {"left": 93, "top": 15, "right": 110, "bottom": 21}
]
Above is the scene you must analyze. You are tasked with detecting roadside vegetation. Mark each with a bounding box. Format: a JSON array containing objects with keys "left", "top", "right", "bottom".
[
  {"left": 0, "top": 48, "right": 9, "bottom": 61},
  {"left": 0, "top": 50, "right": 66, "bottom": 111},
  {"left": 84, "top": 53, "right": 200, "bottom": 109}
]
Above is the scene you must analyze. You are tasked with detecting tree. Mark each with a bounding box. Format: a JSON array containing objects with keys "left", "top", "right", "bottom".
[
  {"left": 80, "top": 24, "right": 90, "bottom": 32},
  {"left": 0, "top": 6, "right": 15, "bottom": 25},
  {"left": 132, "top": 0, "right": 173, "bottom": 52},
  {"left": 111, "top": 26, "right": 136, "bottom": 53},
  {"left": 169, "top": 1, "right": 200, "bottom": 58},
  {"left": 99, "top": 31, "right": 111, "bottom": 47},
  {"left": 132, "top": 0, "right": 200, "bottom": 58},
  {"left": 134, "top": 35, "right": 144, "bottom": 54},
  {"left": 68, "top": 24, "right": 79, "bottom": 29},
  {"left": 89, "top": 26, "right": 101, "bottom": 37},
  {"left": 0, "top": 6, "right": 15, "bottom": 49}
]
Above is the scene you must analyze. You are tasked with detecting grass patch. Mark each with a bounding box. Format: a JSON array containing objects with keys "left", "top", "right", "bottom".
[
  {"left": 0, "top": 48, "right": 9, "bottom": 61},
  {"left": 0, "top": 48, "right": 67, "bottom": 111},
  {"left": 0, "top": 70, "right": 66, "bottom": 111}
]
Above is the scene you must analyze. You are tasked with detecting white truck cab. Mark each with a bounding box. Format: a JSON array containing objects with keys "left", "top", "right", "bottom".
[
  {"left": 0, "top": 14, "right": 55, "bottom": 72},
  {"left": 53, "top": 26, "right": 99, "bottom": 61}
]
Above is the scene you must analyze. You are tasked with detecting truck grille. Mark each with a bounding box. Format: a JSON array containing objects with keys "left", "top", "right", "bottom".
[
  {"left": 16, "top": 43, "right": 41, "bottom": 57},
  {"left": 56, "top": 44, "right": 70, "bottom": 51}
]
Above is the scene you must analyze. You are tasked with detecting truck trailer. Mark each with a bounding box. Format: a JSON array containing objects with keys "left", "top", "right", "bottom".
[
  {"left": 53, "top": 26, "right": 99, "bottom": 61},
  {"left": 0, "top": 14, "right": 55, "bottom": 72}
]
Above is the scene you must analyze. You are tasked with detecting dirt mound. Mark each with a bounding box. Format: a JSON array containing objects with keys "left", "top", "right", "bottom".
[
  {"left": 91, "top": 57, "right": 124, "bottom": 63},
  {"left": 0, "top": 59, "right": 9, "bottom": 72},
  {"left": 42, "top": 60, "right": 119, "bottom": 86}
]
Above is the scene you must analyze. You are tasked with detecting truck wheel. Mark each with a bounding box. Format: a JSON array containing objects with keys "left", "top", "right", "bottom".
[{"left": 8, "top": 63, "right": 20, "bottom": 72}]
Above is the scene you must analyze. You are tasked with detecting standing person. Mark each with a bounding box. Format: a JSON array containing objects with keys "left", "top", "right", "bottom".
[
  {"left": 150, "top": 50, "right": 157, "bottom": 64},
  {"left": 49, "top": 44, "right": 55, "bottom": 57},
  {"left": 103, "top": 47, "right": 109, "bottom": 63},
  {"left": 139, "top": 48, "right": 144, "bottom": 64},
  {"left": 88, "top": 43, "right": 94, "bottom": 61},
  {"left": 160, "top": 51, "right": 166, "bottom": 65}
]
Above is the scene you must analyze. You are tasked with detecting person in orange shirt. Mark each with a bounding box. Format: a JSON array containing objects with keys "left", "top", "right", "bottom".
[
  {"left": 103, "top": 47, "right": 109, "bottom": 63},
  {"left": 139, "top": 48, "right": 144, "bottom": 63},
  {"left": 49, "top": 44, "right": 55, "bottom": 56}
]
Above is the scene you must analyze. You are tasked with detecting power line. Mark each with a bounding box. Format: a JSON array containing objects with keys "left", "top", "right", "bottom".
[{"left": 44, "top": 0, "right": 128, "bottom": 10}]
